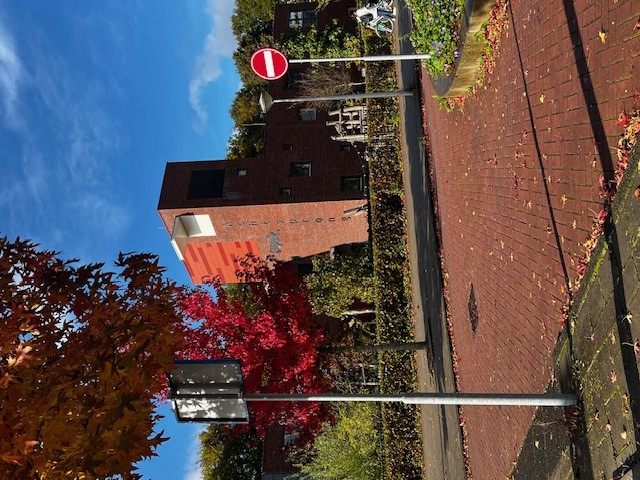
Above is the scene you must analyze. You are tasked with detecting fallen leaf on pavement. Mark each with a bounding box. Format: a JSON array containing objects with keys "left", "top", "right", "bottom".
[
  {"left": 598, "top": 30, "right": 606, "bottom": 43},
  {"left": 617, "top": 111, "right": 630, "bottom": 128}
]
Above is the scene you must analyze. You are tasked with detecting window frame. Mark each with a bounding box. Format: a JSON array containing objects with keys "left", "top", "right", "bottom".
[
  {"left": 298, "top": 108, "right": 317, "bottom": 121},
  {"left": 340, "top": 143, "right": 353, "bottom": 152},
  {"left": 290, "top": 162, "right": 312, "bottom": 177},
  {"left": 288, "top": 9, "right": 317, "bottom": 28},
  {"left": 341, "top": 175, "right": 364, "bottom": 192},
  {"left": 186, "top": 169, "right": 225, "bottom": 200}
]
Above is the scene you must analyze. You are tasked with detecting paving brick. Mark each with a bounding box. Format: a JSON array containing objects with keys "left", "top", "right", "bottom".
[{"left": 420, "top": 0, "right": 639, "bottom": 477}]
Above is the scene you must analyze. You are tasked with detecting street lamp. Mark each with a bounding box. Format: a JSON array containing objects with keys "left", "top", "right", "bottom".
[
  {"left": 167, "top": 359, "right": 577, "bottom": 424},
  {"left": 166, "top": 359, "right": 249, "bottom": 423},
  {"left": 259, "top": 90, "right": 413, "bottom": 114}
]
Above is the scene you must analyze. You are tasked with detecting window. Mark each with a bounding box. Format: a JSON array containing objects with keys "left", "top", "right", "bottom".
[
  {"left": 236, "top": 168, "right": 247, "bottom": 176},
  {"left": 341, "top": 176, "right": 364, "bottom": 192},
  {"left": 290, "top": 162, "right": 312, "bottom": 177},
  {"left": 298, "top": 108, "right": 317, "bottom": 121},
  {"left": 340, "top": 143, "right": 353, "bottom": 152},
  {"left": 283, "top": 143, "right": 293, "bottom": 151},
  {"left": 288, "top": 9, "right": 317, "bottom": 28},
  {"left": 285, "top": 69, "right": 304, "bottom": 90},
  {"left": 280, "top": 187, "right": 292, "bottom": 195},
  {"left": 187, "top": 169, "right": 225, "bottom": 199}
]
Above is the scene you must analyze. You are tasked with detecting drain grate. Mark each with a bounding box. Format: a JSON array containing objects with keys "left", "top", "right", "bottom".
[{"left": 468, "top": 284, "right": 479, "bottom": 333}]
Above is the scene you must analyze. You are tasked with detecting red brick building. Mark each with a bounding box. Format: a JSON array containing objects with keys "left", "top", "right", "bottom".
[
  {"left": 158, "top": 0, "right": 367, "bottom": 284},
  {"left": 261, "top": 425, "right": 298, "bottom": 480}
]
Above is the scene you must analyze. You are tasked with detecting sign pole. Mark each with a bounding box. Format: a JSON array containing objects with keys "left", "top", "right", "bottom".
[{"left": 288, "top": 53, "right": 432, "bottom": 64}]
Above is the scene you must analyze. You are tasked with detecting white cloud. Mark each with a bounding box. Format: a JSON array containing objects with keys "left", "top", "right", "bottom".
[
  {"left": 70, "top": 192, "right": 131, "bottom": 241},
  {"left": 0, "top": 15, "right": 25, "bottom": 131},
  {"left": 21, "top": 143, "right": 48, "bottom": 206},
  {"left": 183, "top": 427, "right": 205, "bottom": 480},
  {"left": 188, "top": 0, "right": 236, "bottom": 128},
  {"left": 0, "top": 7, "right": 132, "bottom": 255}
]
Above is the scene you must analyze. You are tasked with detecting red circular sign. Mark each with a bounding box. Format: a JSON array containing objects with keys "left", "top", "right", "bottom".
[{"left": 250, "top": 48, "right": 289, "bottom": 81}]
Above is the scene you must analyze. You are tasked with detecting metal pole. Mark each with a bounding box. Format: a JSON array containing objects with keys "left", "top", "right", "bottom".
[
  {"left": 260, "top": 90, "right": 412, "bottom": 113},
  {"left": 243, "top": 392, "right": 577, "bottom": 407},
  {"left": 272, "top": 91, "right": 412, "bottom": 104},
  {"left": 288, "top": 53, "right": 432, "bottom": 64}
]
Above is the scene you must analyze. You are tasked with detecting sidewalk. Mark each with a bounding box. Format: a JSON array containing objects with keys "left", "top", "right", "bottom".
[
  {"left": 396, "top": 0, "right": 639, "bottom": 477},
  {"left": 511, "top": 144, "right": 640, "bottom": 480}
]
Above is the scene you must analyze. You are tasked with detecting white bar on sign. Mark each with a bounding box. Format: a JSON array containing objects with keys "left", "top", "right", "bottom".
[{"left": 264, "top": 51, "right": 275, "bottom": 78}]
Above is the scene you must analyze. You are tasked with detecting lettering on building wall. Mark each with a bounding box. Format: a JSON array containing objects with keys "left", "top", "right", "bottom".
[{"left": 222, "top": 216, "right": 353, "bottom": 228}]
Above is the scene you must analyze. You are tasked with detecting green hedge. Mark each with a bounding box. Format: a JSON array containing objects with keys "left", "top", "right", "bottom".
[{"left": 364, "top": 35, "right": 423, "bottom": 480}]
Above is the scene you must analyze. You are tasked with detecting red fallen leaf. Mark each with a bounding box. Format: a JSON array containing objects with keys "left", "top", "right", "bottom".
[
  {"left": 634, "top": 88, "right": 640, "bottom": 103},
  {"left": 617, "top": 111, "right": 630, "bottom": 128}
]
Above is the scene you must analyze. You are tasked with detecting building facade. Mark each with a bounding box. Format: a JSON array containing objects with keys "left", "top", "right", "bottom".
[{"left": 158, "top": 0, "right": 367, "bottom": 284}]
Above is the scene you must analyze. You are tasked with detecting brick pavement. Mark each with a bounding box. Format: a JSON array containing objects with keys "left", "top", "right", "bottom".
[
  {"left": 419, "top": 0, "right": 639, "bottom": 478},
  {"left": 510, "top": 144, "right": 640, "bottom": 479}
]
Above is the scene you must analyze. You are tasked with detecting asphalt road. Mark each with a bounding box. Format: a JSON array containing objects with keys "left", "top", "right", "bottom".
[{"left": 392, "top": 2, "right": 467, "bottom": 478}]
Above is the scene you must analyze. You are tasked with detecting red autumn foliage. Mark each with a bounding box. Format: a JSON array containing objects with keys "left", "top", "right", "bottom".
[
  {"left": 177, "top": 256, "right": 331, "bottom": 444},
  {"left": 617, "top": 111, "right": 630, "bottom": 128},
  {"left": 0, "top": 237, "right": 187, "bottom": 479}
]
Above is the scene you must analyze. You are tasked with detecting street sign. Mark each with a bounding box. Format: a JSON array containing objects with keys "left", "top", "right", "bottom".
[{"left": 250, "top": 48, "right": 288, "bottom": 80}]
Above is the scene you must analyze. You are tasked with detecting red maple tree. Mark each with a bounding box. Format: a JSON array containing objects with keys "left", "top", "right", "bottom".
[{"left": 178, "top": 256, "right": 331, "bottom": 443}]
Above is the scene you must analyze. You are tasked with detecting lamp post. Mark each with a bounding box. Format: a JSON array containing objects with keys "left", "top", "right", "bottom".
[
  {"left": 259, "top": 90, "right": 412, "bottom": 114},
  {"left": 166, "top": 360, "right": 577, "bottom": 423}
]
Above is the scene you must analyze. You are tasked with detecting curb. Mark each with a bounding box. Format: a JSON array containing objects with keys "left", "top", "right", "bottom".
[{"left": 430, "top": 0, "right": 495, "bottom": 97}]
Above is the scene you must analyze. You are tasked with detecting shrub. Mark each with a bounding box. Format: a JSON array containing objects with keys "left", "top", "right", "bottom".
[
  {"left": 305, "top": 244, "right": 374, "bottom": 318},
  {"left": 407, "top": 0, "right": 465, "bottom": 77},
  {"left": 296, "top": 403, "right": 383, "bottom": 480}
]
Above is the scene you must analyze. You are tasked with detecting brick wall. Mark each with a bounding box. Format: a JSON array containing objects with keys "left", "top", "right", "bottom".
[
  {"left": 158, "top": 160, "right": 368, "bottom": 283},
  {"left": 157, "top": 0, "right": 369, "bottom": 284}
]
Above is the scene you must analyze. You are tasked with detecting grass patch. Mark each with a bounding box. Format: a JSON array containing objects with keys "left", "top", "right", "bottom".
[
  {"left": 364, "top": 33, "right": 424, "bottom": 480},
  {"left": 407, "top": 0, "right": 465, "bottom": 76}
]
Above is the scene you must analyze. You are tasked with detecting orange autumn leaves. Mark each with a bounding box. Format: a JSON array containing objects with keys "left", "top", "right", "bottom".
[{"left": 0, "top": 238, "right": 186, "bottom": 479}]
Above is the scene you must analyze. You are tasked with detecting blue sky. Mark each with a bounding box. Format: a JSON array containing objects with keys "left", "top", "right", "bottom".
[{"left": 0, "top": 0, "right": 239, "bottom": 478}]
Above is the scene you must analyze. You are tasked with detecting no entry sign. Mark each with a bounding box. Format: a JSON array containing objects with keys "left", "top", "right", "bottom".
[{"left": 250, "top": 48, "right": 289, "bottom": 80}]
